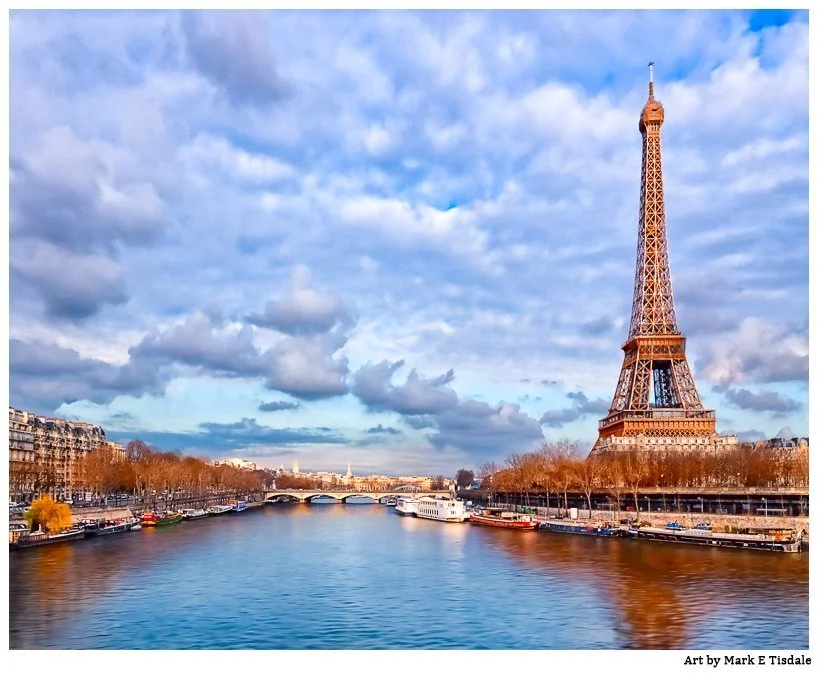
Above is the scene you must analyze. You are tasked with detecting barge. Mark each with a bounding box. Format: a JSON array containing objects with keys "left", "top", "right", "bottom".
[
  {"left": 631, "top": 524, "right": 803, "bottom": 553},
  {"left": 10, "top": 527, "right": 86, "bottom": 550},
  {"left": 539, "top": 519, "right": 626, "bottom": 537},
  {"left": 140, "top": 511, "right": 183, "bottom": 527},
  {"left": 83, "top": 518, "right": 140, "bottom": 537},
  {"left": 469, "top": 508, "right": 539, "bottom": 530}
]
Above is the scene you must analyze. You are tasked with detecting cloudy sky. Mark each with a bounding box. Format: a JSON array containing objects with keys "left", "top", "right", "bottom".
[{"left": 9, "top": 9, "right": 808, "bottom": 475}]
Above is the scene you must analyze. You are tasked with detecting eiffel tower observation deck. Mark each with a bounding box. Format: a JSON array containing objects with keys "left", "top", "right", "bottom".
[{"left": 592, "top": 65, "right": 734, "bottom": 456}]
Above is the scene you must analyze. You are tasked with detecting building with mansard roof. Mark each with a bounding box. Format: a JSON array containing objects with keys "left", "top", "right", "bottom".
[{"left": 8, "top": 406, "right": 124, "bottom": 502}]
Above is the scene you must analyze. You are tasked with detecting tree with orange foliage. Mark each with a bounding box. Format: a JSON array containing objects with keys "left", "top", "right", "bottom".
[
  {"left": 24, "top": 496, "right": 73, "bottom": 534},
  {"left": 573, "top": 453, "right": 604, "bottom": 516},
  {"left": 599, "top": 453, "right": 626, "bottom": 518},
  {"left": 549, "top": 439, "right": 582, "bottom": 513},
  {"left": 622, "top": 451, "right": 650, "bottom": 518}
]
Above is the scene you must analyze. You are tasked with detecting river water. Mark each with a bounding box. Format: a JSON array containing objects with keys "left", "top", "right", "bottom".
[{"left": 8, "top": 502, "right": 808, "bottom": 649}]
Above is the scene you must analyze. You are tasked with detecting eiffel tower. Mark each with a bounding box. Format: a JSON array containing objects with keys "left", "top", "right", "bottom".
[{"left": 593, "top": 64, "right": 716, "bottom": 454}]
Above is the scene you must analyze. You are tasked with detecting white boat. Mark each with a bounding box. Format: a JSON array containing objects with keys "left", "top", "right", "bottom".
[
  {"left": 207, "top": 504, "right": 234, "bottom": 516},
  {"left": 182, "top": 508, "right": 208, "bottom": 520},
  {"left": 395, "top": 497, "right": 419, "bottom": 517},
  {"left": 232, "top": 501, "right": 248, "bottom": 513},
  {"left": 415, "top": 496, "right": 468, "bottom": 523}
]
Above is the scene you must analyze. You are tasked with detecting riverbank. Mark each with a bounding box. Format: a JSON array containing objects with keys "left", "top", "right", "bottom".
[{"left": 486, "top": 503, "right": 809, "bottom": 537}]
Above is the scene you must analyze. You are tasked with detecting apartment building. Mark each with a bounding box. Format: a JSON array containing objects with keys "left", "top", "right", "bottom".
[
  {"left": 8, "top": 407, "right": 125, "bottom": 501},
  {"left": 214, "top": 457, "right": 258, "bottom": 471}
]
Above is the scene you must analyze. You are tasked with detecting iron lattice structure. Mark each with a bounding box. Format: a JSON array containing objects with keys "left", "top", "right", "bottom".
[{"left": 594, "top": 68, "right": 716, "bottom": 450}]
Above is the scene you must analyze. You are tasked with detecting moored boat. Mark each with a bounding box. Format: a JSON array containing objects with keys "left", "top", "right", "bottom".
[
  {"left": 181, "top": 508, "right": 208, "bottom": 520},
  {"left": 395, "top": 496, "right": 419, "bottom": 517},
  {"left": 633, "top": 524, "right": 803, "bottom": 553},
  {"left": 9, "top": 522, "right": 29, "bottom": 545},
  {"left": 140, "top": 511, "right": 184, "bottom": 527},
  {"left": 11, "top": 527, "right": 86, "bottom": 550},
  {"left": 232, "top": 501, "right": 248, "bottom": 513},
  {"left": 415, "top": 496, "right": 468, "bottom": 523},
  {"left": 83, "top": 517, "right": 140, "bottom": 537},
  {"left": 539, "top": 519, "right": 625, "bottom": 537},
  {"left": 207, "top": 504, "right": 234, "bottom": 516},
  {"left": 469, "top": 508, "right": 539, "bottom": 530}
]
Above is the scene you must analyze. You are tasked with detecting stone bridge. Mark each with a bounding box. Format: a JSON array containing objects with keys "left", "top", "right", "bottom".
[{"left": 264, "top": 490, "right": 451, "bottom": 503}]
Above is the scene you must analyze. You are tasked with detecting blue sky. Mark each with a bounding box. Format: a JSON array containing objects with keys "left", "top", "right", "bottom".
[{"left": 8, "top": 10, "right": 809, "bottom": 475}]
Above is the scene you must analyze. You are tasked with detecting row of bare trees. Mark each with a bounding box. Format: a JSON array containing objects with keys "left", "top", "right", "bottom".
[
  {"left": 480, "top": 439, "right": 809, "bottom": 516},
  {"left": 75, "top": 439, "right": 272, "bottom": 501}
]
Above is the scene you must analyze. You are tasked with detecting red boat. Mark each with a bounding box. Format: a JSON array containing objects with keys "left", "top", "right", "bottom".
[{"left": 468, "top": 508, "right": 539, "bottom": 531}]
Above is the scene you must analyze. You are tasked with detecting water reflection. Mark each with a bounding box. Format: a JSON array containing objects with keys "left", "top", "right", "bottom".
[
  {"left": 9, "top": 506, "right": 808, "bottom": 650},
  {"left": 499, "top": 532, "right": 808, "bottom": 649}
]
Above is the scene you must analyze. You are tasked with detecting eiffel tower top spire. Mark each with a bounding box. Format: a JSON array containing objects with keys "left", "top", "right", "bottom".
[
  {"left": 629, "top": 62, "right": 678, "bottom": 339},
  {"left": 640, "top": 62, "right": 664, "bottom": 132}
]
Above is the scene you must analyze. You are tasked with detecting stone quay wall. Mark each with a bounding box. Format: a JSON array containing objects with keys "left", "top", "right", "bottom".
[{"left": 494, "top": 502, "right": 809, "bottom": 537}]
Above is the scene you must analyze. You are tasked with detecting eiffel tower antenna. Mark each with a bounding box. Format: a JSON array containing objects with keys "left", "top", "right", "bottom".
[{"left": 592, "top": 66, "right": 716, "bottom": 454}]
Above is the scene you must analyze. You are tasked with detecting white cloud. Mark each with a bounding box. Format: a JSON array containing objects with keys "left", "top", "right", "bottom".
[
  {"left": 181, "top": 134, "right": 295, "bottom": 183},
  {"left": 9, "top": 10, "right": 808, "bottom": 469}
]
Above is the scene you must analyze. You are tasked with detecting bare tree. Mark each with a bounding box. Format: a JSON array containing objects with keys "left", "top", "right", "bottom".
[
  {"left": 478, "top": 462, "right": 499, "bottom": 489},
  {"left": 573, "top": 455, "right": 604, "bottom": 517}
]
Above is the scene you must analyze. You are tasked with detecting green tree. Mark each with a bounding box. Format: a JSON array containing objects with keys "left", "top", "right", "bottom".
[{"left": 455, "top": 468, "right": 474, "bottom": 488}]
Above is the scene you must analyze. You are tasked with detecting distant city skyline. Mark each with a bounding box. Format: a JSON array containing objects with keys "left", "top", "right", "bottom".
[{"left": 9, "top": 10, "right": 808, "bottom": 473}]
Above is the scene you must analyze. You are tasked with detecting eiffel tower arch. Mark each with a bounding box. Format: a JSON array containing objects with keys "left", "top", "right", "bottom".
[{"left": 592, "top": 65, "right": 734, "bottom": 456}]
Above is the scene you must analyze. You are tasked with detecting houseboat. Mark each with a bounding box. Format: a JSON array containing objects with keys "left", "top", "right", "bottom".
[
  {"left": 140, "top": 511, "right": 184, "bottom": 527},
  {"left": 181, "top": 508, "right": 208, "bottom": 520},
  {"left": 631, "top": 523, "right": 804, "bottom": 553},
  {"left": 539, "top": 519, "right": 626, "bottom": 537},
  {"left": 415, "top": 497, "right": 469, "bottom": 523},
  {"left": 395, "top": 497, "right": 419, "bottom": 517},
  {"left": 83, "top": 517, "right": 140, "bottom": 537},
  {"left": 232, "top": 501, "right": 248, "bottom": 513},
  {"left": 10, "top": 527, "right": 86, "bottom": 550},
  {"left": 207, "top": 504, "right": 234, "bottom": 516},
  {"left": 469, "top": 508, "right": 539, "bottom": 530}
]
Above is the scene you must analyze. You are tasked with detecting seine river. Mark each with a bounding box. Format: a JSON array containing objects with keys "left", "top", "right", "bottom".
[{"left": 9, "top": 502, "right": 808, "bottom": 650}]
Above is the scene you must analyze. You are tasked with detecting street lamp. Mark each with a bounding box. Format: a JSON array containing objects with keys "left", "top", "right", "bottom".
[
  {"left": 644, "top": 495, "right": 650, "bottom": 514},
  {"left": 762, "top": 497, "right": 767, "bottom": 519},
  {"left": 698, "top": 496, "right": 703, "bottom": 514}
]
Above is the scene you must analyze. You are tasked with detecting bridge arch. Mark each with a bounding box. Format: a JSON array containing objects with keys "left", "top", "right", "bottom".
[{"left": 264, "top": 489, "right": 451, "bottom": 503}]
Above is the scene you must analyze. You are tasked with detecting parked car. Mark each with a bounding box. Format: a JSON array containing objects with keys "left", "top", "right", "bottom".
[{"left": 665, "top": 521, "right": 686, "bottom": 530}]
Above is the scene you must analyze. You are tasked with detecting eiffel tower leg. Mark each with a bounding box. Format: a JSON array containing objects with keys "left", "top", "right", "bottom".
[
  {"left": 629, "top": 359, "right": 652, "bottom": 410},
  {"left": 610, "top": 361, "right": 635, "bottom": 412},
  {"left": 670, "top": 359, "right": 704, "bottom": 410}
]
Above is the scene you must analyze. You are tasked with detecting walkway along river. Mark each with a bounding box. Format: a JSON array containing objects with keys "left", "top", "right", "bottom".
[{"left": 8, "top": 502, "right": 808, "bottom": 649}]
